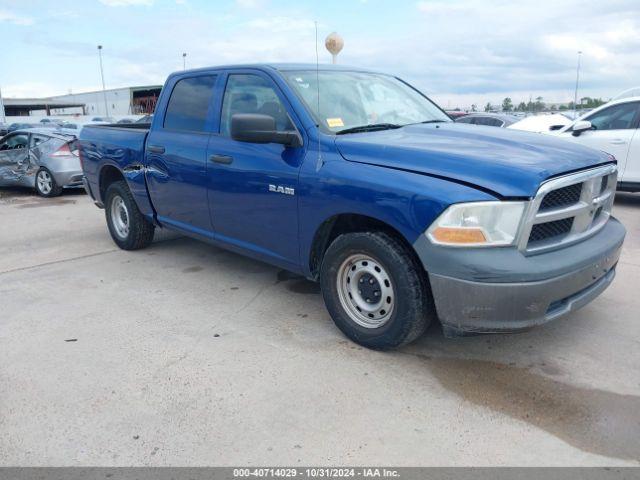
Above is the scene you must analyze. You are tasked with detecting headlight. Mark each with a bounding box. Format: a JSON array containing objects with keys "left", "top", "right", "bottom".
[{"left": 427, "top": 201, "right": 526, "bottom": 247}]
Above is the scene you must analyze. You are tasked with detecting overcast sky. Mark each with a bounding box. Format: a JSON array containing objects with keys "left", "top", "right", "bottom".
[{"left": 0, "top": 0, "right": 638, "bottom": 108}]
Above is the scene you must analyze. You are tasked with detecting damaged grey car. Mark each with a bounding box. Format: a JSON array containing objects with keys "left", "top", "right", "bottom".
[{"left": 0, "top": 129, "right": 83, "bottom": 197}]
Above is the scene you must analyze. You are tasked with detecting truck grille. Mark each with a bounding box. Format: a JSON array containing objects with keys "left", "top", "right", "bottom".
[
  {"left": 539, "top": 183, "right": 582, "bottom": 211},
  {"left": 528, "top": 218, "right": 574, "bottom": 243},
  {"left": 519, "top": 164, "right": 617, "bottom": 254}
]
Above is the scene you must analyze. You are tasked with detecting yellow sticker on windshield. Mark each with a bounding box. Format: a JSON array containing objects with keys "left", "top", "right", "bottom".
[{"left": 326, "top": 118, "right": 344, "bottom": 128}]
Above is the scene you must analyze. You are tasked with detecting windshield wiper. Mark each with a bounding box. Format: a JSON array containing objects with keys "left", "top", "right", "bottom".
[
  {"left": 335, "top": 123, "right": 402, "bottom": 135},
  {"left": 417, "top": 119, "right": 448, "bottom": 124}
]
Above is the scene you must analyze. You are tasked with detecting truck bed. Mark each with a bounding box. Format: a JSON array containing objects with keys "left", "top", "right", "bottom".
[{"left": 79, "top": 123, "right": 153, "bottom": 216}]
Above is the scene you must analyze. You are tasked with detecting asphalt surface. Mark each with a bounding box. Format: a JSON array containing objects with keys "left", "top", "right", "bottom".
[{"left": 1, "top": 187, "right": 639, "bottom": 466}]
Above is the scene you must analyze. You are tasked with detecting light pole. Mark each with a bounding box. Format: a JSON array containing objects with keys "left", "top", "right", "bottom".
[
  {"left": 97, "top": 45, "right": 109, "bottom": 117},
  {"left": 0, "top": 86, "right": 6, "bottom": 123},
  {"left": 573, "top": 50, "right": 582, "bottom": 114},
  {"left": 183, "top": 52, "right": 187, "bottom": 70}
]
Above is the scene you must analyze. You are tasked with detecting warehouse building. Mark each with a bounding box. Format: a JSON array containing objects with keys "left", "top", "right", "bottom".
[{"left": 2, "top": 85, "right": 162, "bottom": 117}]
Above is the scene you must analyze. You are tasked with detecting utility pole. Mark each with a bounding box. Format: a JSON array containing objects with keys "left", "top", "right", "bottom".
[
  {"left": 97, "top": 45, "right": 109, "bottom": 117},
  {"left": 573, "top": 51, "right": 582, "bottom": 115},
  {"left": 183, "top": 52, "right": 187, "bottom": 70},
  {"left": 0, "top": 86, "right": 6, "bottom": 123}
]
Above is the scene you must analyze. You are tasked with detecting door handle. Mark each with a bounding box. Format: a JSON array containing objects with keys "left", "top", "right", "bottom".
[
  {"left": 610, "top": 139, "right": 627, "bottom": 145},
  {"left": 210, "top": 154, "right": 233, "bottom": 165},
  {"left": 148, "top": 145, "right": 165, "bottom": 154}
]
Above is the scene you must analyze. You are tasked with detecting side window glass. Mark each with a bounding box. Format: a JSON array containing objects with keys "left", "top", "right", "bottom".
[
  {"left": 163, "top": 75, "right": 217, "bottom": 132},
  {"left": 31, "top": 135, "right": 48, "bottom": 148},
  {"left": 220, "top": 74, "right": 294, "bottom": 137},
  {"left": 3, "top": 134, "right": 29, "bottom": 150},
  {"left": 586, "top": 102, "right": 638, "bottom": 131}
]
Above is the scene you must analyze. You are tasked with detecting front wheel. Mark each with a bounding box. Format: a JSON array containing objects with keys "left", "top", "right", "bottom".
[
  {"left": 35, "top": 168, "right": 62, "bottom": 197},
  {"left": 105, "top": 180, "right": 155, "bottom": 250},
  {"left": 320, "top": 231, "right": 434, "bottom": 349}
]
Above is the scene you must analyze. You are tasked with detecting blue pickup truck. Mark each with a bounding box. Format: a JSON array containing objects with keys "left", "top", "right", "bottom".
[{"left": 79, "top": 64, "right": 625, "bottom": 349}]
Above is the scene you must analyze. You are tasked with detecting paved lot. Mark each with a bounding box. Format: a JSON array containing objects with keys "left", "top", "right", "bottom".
[{"left": 1, "top": 187, "right": 639, "bottom": 466}]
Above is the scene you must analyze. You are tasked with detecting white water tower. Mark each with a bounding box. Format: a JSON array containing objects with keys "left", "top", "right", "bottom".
[{"left": 325, "top": 32, "right": 344, "bottom": 64}]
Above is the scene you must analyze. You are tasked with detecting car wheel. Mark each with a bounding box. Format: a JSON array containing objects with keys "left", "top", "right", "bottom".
[
  {"left": 320, "top": 231, "right": 434, "bottom": 349},
  {"left": 35, "top": 168, "right": 62, "bottom": 197},
  {"left": 105, "top": 180, "right": 155, "bottom": 250}
]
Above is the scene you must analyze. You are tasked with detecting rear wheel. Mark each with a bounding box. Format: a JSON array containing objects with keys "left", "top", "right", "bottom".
[
  {"left": 320, "top": 231, "right": 434, "bottom": 349},
  {"left": 105, "top": 180, "right": 155, "bottom": 250},
  {"left": 35, "top": 168, "right": 62, "bottom": 197}
]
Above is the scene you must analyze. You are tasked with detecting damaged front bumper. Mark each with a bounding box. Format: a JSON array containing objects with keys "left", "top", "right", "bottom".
[{"left": 413, "top": 217, "right": 626, "bottom": 336}]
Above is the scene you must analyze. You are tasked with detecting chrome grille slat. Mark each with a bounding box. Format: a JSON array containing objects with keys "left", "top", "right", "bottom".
[
  {"left": 517, "top": 164, "right": 617, "bottom": 254},
  {"left": 533, "top": 202, "right": 589, "bottom": 223}
]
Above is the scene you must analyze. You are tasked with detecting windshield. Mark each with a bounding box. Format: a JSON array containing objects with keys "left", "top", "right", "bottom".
[{"left": 283, "top": 70, "right": 450, "bottom": 134}]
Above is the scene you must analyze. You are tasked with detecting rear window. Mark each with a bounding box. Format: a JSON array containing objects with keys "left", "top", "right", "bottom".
[{"left": 163, "top": 75, "right": 218, "bottom": 132}]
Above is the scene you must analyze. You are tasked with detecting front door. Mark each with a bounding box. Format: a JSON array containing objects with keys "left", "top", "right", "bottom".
[
  {"left": 561, "top": 101, "right": 640, "bottom": 180},
  {"left": 206, "top": 71, "right": 306, "bottom": 268},
  {"left": 0, "top": 133, "right": 30, "bottom": 186},
  {"left": 145, "top": 74, "right": 219, "bottom": 234}
]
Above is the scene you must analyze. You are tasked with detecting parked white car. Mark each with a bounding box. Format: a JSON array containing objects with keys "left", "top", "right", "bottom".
[
  {"left": 556, "top": 97, "right": 640, "bottom": 192},
  {"left": 508, "top": 113, "right": 572, "bottom": 134}
]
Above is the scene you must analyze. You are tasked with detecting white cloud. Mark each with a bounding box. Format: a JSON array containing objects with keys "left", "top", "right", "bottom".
[
  {"left": 235, "top": 0, "right": 266, "bottom": 8},
  {"left": 99, "top": 0, "right": 154, "bottom": 6},
  {"left": 0, "top": 9, "right": 34, "bottom": 25},
  {"left": 2, "top": 82, "right": 62, "bottom": 98},
  {"left": 4, "top": 0, "right": 640, "bottom": 108},
  {"left": 245, "top": 17, "right": 316, "bottom": 32}
]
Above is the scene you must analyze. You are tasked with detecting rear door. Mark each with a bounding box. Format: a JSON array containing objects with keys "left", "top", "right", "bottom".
[
  {"left": 622, "top": 127, "right": 640, "bottom": 184},
  {"left": 145, "top": 73, "right": 220, "bottom": 234},
  {"left": 206, "top": 70, "right": 306, "bottom": 268}
]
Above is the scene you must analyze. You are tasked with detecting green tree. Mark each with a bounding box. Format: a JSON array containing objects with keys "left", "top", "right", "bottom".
[
  {"left": 580, "top": 97, "right": 606, "bottom": 109},
  {"left": 484, "top": 102, "right": 492, "bottom": 112},
  {"left": 501, "top": 97, "right": 513, "bottom": 112},
  {"left": 516, "top": 101, "right": 527, "bottom": 112},
  {"left": 471, "top": 104, "right": 477, "bottom": 112}
]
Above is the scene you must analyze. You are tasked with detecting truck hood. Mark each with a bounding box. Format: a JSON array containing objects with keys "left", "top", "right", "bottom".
[{"left": 334, "top": 123, "right": 612, "bottom": 198}]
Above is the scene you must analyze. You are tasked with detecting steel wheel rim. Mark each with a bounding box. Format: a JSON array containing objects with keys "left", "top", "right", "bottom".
[
  {"left": 336, "top": 254, "right": 395, "bottom": 328},
  {"left": 110, "top": 195, "right": 130, "bottom": 239},
  {"left": 37, "top": 170, "right": 52, "bottom": 194}
]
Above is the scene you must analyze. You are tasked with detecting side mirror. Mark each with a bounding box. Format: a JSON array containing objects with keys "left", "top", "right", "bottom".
[
  {"left": 572, "top": 120, "right": 592, "bottom": 136},
  {"left": 231, "top": 114, "right": 301, "bottom": 148}
]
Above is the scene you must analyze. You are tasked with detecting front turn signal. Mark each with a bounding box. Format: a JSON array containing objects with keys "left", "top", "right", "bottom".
[{"left": 430, "top": 227, "right": 487, "bottom": 244}]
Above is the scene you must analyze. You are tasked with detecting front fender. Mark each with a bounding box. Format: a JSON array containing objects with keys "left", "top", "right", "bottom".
[{"left": 298, "top": 154, "right": 496, "bottom": 277}]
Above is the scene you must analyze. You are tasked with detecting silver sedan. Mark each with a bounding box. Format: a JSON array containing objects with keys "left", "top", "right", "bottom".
[{"left": 0, "top": 128, "right": 83, "bottom": 197}]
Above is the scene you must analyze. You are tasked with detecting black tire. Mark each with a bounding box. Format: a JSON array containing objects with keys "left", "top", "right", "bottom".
[
  {"left": 104, "top": 180, "right": 155, "bottom": 250},
  {"left": 35, "top": 167, "right": 63, "bottom": 197},
  {"left": 320, "top": 231, "right": 434, "bottom": 349}
]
